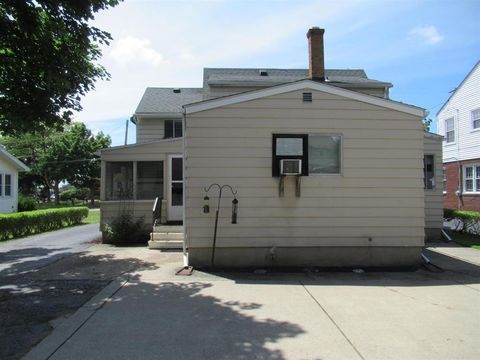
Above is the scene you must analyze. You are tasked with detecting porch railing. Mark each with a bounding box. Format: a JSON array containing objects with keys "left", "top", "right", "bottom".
[{"left": 153, "top": 197, "right": 162, "bottom": 226}]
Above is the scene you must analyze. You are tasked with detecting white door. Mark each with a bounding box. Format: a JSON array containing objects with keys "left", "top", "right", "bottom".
[{"left": 168, "top": 155, "right": 183, "bottom": 221}]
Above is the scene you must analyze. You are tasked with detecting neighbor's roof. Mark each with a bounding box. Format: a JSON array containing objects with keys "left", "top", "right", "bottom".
[
  {"left": 135, "top": 88, "right": 203, "bottom": 115},
  {"left": 184, "top": 79, "right": 426, "bottom": 117},
  {"left": 0, "top": 145, "right": 30, "bottom": 172},
  {"left": 203, "top": 68, "right": 393, "bottom": 88},
  {"left": 436, "top": 60, "right": 480, "bottom": 116}
]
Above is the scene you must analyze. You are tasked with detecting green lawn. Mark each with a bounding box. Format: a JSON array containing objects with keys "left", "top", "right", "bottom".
[
  {"left": 83, "top": 210, "right": 100, "bottom": 224},
  {"left": 446, "top": 230, "right": 480, "bottom": 250}
]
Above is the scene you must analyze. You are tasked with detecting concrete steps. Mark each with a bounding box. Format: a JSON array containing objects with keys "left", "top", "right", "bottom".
[{"left": 148, "top": 225, "right": 184, "bottom": 250}]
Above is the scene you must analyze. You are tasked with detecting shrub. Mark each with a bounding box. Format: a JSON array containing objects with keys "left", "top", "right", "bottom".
[
  {"left": 444, "top": 208, "right": 480, "bottom": 235},
  {"left": 18, "top": 194, "right": 37, "bottom": 212},
  {"left": 60, "top": 187, "right": 90, "bottom": 205},
  {"left": 102, "top": 212, "right": 147, "bottom": 246},
  {"left": 0, "top": 207, "right": 89, "bottom": 240}
]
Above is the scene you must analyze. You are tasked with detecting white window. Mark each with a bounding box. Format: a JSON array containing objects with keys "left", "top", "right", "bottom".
[
  {"left": 308, "top": 135, "right": 341, "bottom": 174},
  {"left": 472, "top": 109, "right": 480, "bottom": 130},
  {"left": 445, "top": 118, "right": 455, "bottom": 143},
  {"left": 463, "top": 165, "right": 480, "bottom": 193}
]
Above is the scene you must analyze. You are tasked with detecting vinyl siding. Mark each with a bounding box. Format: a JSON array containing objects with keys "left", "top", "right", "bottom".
[
  {"left": 100, "top": 201, "right": 154, "bottom": 229},
  {"left": 136, "top": 118, "right": 166, "bottom": 143},
  {"left": 437, "top": 64, "right": 480, "bottom": 162},
  {"left": 0, "top": 159, "right": 18, "bottom": 214},
  {"left": 424, "top": 135, "right": 444, "bottom": 232},
  {"left": 185, "top": 89, "right": 425, "bottom": 249}
]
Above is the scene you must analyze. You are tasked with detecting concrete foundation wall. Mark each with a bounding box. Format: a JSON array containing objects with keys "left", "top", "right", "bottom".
[{"left": 188, "top": 246, "right": 422, "bottom": 269}]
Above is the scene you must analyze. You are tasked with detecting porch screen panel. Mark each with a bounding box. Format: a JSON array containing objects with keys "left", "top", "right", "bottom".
[
  {"left": 106, "top": 162, "right": 133, "bottom": 200},
  {"left": 137, "top": 161, "right": 164, "bottom": 200}
]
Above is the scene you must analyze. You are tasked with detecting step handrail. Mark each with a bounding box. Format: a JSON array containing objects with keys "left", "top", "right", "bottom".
[{"left": 152, "top": 196, "right": 162, "bottom": 226}]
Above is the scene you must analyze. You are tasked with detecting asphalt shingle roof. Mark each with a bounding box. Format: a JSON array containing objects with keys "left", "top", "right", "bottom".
[
  {"left": 135, "top": 88, "right": 203, "bottom": 114},
  {"left": 135, "top": 68, "right": 392, "bottom": 114}
]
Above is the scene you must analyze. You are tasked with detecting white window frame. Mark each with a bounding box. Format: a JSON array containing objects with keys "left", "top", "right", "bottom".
[
  {"left": 444, "top": 117, "right": 455, "bottom": 144},
  {"left": 471, "top": 109, "right": 480, "bottom": 131},
  {"left": 462, "top": 164, "right": 480, "bottom": 194},
  {"left": 308, "top": 133, "right": 343, "bottom": 176}
]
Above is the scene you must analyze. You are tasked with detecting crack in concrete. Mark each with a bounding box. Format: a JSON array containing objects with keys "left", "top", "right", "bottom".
[{"left": 299, "top": 281, "right": 365, "bottom": 360}]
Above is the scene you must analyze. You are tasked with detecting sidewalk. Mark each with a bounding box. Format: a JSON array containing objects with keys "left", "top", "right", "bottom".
[{"left": 26, "top": 245, "right": 480, "bottom": 360}]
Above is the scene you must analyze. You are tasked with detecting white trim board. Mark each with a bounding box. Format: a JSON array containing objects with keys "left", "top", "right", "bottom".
[{"left": 184, "top": 79, "right": 427, "bottom": 117}]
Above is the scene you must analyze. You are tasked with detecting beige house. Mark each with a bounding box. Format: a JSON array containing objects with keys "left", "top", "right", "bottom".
[{"left": 100, "top": 28, "right": 443, "bottom": 268}]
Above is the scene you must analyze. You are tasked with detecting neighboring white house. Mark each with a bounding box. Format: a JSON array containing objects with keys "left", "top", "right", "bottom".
[
  {"left": 437, "top": 61, "right": 480, "bottom": 211},
  {"left": 100, "top": 27, "right": 443, "bottom": 268},
  {"left": 0, "top": 146, "right": 29, "bottom": 213}
]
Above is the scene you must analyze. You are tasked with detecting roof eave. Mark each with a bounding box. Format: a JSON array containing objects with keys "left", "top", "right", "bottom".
[
  {"left": 184, "top": 79, "right": 426, "bottom": 118},
  {"left": 133, "top": 112, "right": 183, "bottom": 119}
]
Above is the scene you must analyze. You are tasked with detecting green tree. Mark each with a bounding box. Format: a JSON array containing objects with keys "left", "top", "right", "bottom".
[
  {"left": 61, "top": 123, "right": 111, "bottom": 204},
  {"left": 1, "top": 122, "right": 111, "bottom": 204},
  {"left": 0, "top": 0, "right": 121, "bottom": 135}
]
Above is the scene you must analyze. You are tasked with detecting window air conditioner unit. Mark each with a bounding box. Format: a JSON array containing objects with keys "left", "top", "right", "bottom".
[{"left": 280, "top": 159, "right": 302, "bottom": 175}]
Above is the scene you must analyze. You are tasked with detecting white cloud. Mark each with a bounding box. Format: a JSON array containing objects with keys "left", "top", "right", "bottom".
[
  {"left": 109, "top": 36, "right": 164, "bottom": 66},
  {"left": 409, "top": 25, "right": 444, "bottom": 45}
]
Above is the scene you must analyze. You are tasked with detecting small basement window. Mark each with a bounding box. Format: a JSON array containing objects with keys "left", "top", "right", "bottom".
[
  {"left": 303, "top": 92, "right": 312, "bottom": 102},
  {"left": 259, "top": 70, "right": 268, "bottom": 76},
  {"left": 164, "top": 120, "right": 183, "bottom": 139}
]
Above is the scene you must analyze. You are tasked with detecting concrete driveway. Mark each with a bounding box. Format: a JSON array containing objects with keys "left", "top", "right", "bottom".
[{"left": 26, "top": 245, "right": 480, "bottom": 360}]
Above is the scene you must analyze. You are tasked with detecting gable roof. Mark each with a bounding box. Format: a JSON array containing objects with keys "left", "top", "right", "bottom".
[
  {"left": 203, "top": 68, "right": 392, "bottom": 88},
  {"left": 184, "top": 79, "right": 426, "bottom": 117},
  {"left": 436, "top": 60, "right": 480, "bottom": 116},
  {"left": 0, "top": 146, "right": 30, "bottom": 172},
  {"left": 135, "top": 88, "right": 203, "bottom": 115}
]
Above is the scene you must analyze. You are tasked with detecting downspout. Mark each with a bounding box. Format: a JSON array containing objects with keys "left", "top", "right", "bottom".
[{"left": 181, "top": 107, "right": 188, "bottom": 267}]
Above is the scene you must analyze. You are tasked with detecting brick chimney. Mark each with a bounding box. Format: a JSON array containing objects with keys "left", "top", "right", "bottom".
[{"left": 307, "top": 27, "right": 325, "bottom": 81}]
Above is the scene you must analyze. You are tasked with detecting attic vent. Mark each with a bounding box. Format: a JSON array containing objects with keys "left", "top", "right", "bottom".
[
  {"left": 173, "top": 88, "right": 181, "bottom": 93},
  {"left": 259, "top": 70, "right": 268, "bottom": 76},
  {"left": 302, "top": 92, "right": 312, "bottom": 102}
]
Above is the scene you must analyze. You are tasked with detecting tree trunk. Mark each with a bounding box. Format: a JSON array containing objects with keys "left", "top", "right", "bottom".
[{"left": 54, "top": 180, "right": 60, "bottom": 205}]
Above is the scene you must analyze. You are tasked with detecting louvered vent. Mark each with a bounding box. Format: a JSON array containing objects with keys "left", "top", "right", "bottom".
[{"left": 302, "top": 92, "right": 312, "bottom": 102}]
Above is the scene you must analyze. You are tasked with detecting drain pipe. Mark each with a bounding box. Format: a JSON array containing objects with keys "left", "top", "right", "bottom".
[{"left": 441, "top": 229, "right": 453, "bottom": 242}]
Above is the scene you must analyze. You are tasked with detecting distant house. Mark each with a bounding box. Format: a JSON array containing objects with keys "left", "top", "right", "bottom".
[
  {"left": 0, "top": 146, "right": 29, "bottom": 213},
  {"left": 437, "top": 61, "right": 480, "bottom": 211},
  {"left": 100, "top": 27, "right": 443, "bottom": 268}
]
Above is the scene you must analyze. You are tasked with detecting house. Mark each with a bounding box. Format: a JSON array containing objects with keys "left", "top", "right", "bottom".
[
  {"left": 0, "top": 145, "right": 30, "bottom": 213},
  {"left": 437, "top": 61, "right": 480, "bottom": 211},
  {"left": 100, "top": 27, "right": 443, "bottom": 268}
]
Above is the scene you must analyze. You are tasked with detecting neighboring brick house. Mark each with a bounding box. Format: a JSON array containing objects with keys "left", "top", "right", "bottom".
[{"left": 437, "top": 61, "right": 480, "bottom": 211}]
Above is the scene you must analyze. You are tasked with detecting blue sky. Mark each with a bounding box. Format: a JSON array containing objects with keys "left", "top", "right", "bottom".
[{"left": 76, "top": 0, "right": 480, "bottom": 145}]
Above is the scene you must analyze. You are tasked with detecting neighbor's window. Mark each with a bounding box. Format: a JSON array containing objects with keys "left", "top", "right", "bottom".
[
  {"left": 423, "top": 155, "right": 435, "bottom": 189},
  {"left": 309, "top": 135, "right": 341, "bottom": 174},
  {"left": 445, "top": 118, "right": 455, "bottom": 143},
  {"left": 105, "top": 162, "right": 133, "bottom": 200},
  {"left": 463, "top": 165, "right": 480, "bottom": 193},
  {"left": 0, "top": 174, "right": 2, "bottom": 196},
  {"left": 137, "top": 161, "right": 164, "bottom": 200},
  {"left": 4, "top": 174, "right": 11, "bottom": 196},
  {"left": 164, "top": 120, "right": 183, "bottom": 139},
  {"left": 472, "top": 109, "right": 480, "bottom": 130}
]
